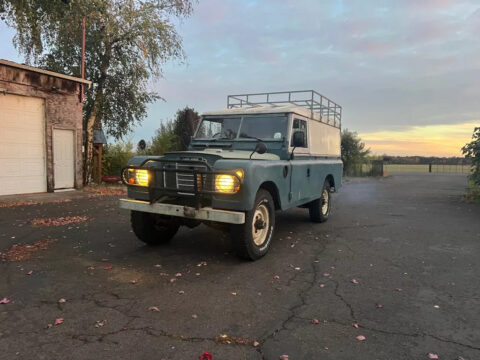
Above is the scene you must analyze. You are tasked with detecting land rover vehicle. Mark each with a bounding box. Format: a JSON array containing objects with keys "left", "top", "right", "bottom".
[{"left": 120, "top": 90, "right": 342, "bottom": 260}]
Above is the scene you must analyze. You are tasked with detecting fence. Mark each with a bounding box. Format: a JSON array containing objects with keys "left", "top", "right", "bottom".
[
  {"left": 345, "top": 162, "right": 472, "bottom": 177},
  {"left": 384, "top": 164, "right": 471, "bottom": 174}
]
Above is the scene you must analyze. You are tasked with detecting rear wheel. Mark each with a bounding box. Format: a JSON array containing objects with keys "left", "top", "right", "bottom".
[
  {"left": 131, "top": 211, "right": 179, "bottom": 245},
  {"left": 309, "top": 180, "right": 331, "bottom": 223},
  {"left": 230, "top": 189, "right": 275, "bottom": 260}
]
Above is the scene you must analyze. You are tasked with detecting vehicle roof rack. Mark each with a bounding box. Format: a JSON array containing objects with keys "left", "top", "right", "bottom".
[{"left": 227, "top": 90, "right": 341, "bottom": 128}]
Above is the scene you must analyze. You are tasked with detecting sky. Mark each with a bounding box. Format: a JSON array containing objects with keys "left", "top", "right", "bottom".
[{"left": 1, "top": 0, "right": 479, "bottom": 157}]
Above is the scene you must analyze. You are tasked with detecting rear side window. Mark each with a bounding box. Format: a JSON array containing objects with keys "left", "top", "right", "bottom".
[{"left": 291, "top": 118, "right": 308, "bottom": 147}]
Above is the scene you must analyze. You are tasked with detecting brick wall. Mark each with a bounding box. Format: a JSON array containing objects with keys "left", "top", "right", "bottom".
[{"left": 0, "top": 64, "right": 84, "bottom": 191}]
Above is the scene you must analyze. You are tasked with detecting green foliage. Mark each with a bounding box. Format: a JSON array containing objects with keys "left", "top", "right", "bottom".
[
  {"left": 173, "top": 107, "right": 201, "bottom": 150},
  {"left": 148, "top": 120, "right": 178, "bottom": 155},
  {"left": 462, "top": 127, "right": 480, "bottom": 185},
  {"left": 341, "top": 129, "right": 370, "bottom": 175},
  {"left": 102, "top": 141, "right": 134, "bottom": 177},
  {"left": 0, "top": 0, "right": 194, "bottom": 138}
]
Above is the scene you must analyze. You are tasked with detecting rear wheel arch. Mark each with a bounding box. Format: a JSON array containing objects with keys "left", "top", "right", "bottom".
[{"left": 325, "top": 174, "right": 335, "bottom": 191}]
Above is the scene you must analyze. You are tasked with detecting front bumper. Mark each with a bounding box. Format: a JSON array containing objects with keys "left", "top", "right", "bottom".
[{"left": 119, "top": 198, "right": 245, "bottom": 224}]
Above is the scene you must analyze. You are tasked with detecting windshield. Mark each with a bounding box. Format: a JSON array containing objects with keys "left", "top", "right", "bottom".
[{"left": 194, "top": 115, "right": 287, "bottom": 140}]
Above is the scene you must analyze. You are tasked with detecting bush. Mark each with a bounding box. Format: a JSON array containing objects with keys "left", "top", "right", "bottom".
[
  {"left": 102, "top": 142, "right": 135, "bottom": 177},
  {"left": 148, "top": 120, "right": 178, "bottom": 155},
  {"left": 462, "top": 127, "right": 480, "bottom": 185}
]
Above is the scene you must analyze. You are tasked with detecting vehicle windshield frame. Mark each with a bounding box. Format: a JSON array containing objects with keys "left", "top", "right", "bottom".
[{"left": 193, "top": 114, "right": 288, "bottom": 141}]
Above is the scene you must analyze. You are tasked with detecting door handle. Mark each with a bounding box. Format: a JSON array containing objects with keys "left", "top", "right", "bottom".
[{"left": 307, "top": 168, "right": 310, "bottom": 177}]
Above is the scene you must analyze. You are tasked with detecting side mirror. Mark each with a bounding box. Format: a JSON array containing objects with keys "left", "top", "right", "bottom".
[
  {"left": 138, "top": 139, "right": 146, "bottom": 151},
  {"left": 292, "top": 131, "right": 305, "bottom": 148},
  {"left": 254, "top": 142, "right": 267, "bottom": 154}
]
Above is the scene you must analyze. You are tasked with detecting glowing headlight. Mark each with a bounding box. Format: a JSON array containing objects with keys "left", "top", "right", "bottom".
[
  {"left": 215, "top": 170, "right": 243, "bottom": 193},
  {"left": 123, "top": 168, "right": 150, "bottom": 187}
]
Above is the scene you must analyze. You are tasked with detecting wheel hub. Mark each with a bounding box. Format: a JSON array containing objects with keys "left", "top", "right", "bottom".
[{"left": 252, "top": 204, "right": 269, "bottom": 246}]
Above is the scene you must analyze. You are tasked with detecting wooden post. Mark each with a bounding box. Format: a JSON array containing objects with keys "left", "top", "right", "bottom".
[{"left": 98, "top": 143, "right": 103, "bottom": 183}]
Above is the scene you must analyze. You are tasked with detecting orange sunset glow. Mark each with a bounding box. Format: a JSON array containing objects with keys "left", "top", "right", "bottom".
[{"left": 360, "top": 122, "right": 478, "bottom": 157}]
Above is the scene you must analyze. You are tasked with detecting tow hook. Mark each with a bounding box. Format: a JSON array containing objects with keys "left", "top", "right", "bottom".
[{"left": 183, "top": 206, "right": 196, "bottom": 218}]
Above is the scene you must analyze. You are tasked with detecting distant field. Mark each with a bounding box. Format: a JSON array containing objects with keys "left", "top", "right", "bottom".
[{"left": 384, "top": 164, "right": 471, "bottom": 174}]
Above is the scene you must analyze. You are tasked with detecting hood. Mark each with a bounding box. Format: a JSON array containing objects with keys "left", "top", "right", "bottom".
[{"left": 167, "top": 148, "right": 280, "bottom": 161}]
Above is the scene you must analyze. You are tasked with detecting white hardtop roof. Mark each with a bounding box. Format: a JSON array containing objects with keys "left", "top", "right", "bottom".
[{"left": 202, "top": 105, "right": 320, "bottom": 120}]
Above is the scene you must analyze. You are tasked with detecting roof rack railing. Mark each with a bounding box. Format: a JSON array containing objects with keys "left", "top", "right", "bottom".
[{"left": 227, "top": 90, "right": 342, "bottom": 128}]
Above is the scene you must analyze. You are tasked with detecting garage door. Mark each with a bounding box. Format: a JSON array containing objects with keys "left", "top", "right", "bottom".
[{"left": 0, "top": 93, "right": 47, "bottom": 195}]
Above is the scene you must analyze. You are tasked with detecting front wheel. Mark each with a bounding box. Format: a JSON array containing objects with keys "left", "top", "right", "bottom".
[
  {"left": 230, "top": 189, "right": 276, "bottom": 260},
  {"left": 131, "top": 211, "right": 179, "bottom": 245},
  {"left": 309, "top": 180, "right": 331, "bottom": 223}
]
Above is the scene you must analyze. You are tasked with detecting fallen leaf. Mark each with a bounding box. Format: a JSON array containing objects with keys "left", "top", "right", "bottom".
[
  {"left": 154, "top": 264, "right": 162, "bottom": 268},
  {"left": 31, "top": 216, "right": 91, "bottom": 227},
  {"left": 195, "top": 273, "right": 201, "bottom": 276},
  {"left": 427, "top": 353, "right": 439, "bottom": 359},
  {"left": 191, "top": 314, "right": 198, "bottom": 319},
  {"left": 396, "top": 288, "right": 403, "bottom": 292},
  {"left": 0, "top": 298, "right": 10, "bottom": 304},
  {"left": 351, "top": 279, "right": 359, "bottom": 284},
  {"left": 294, "top": 267, "right": 301, "bottom": 271},
  {"left": 352, "top": 322, "right": 359, "bottom": 328},
  {"left": 169, "top": 278, "right": 176, "bottom": 283},
  {"left": 320, "top": 284, "right": 326, "bottom": 288},
  {"left": 311, "top": 318, "right": 319, "bottom": 324},
  {"left": 54, "top": 318, "right": 64, "bottom": 326},
  {"left": 376, "top": 303, "right": 384, "bottom": 308},
  {"left": 103, "top": 266, "right": 113, "bottom": 270},
  {"left": 279, "top": 355, "right": 289, "bottom": 360},
  {"left": 175, "top": 273, "right": 182, "bottom": 277},
  {"left": 94, "top": 319, "right": 107, "bottom": 328},
  {"left": 273, "top": 275, "right": 280, "bottom": 280},
  {"left": 130, "top": 280, "right": 138, "bottom": 284},
  {"left": 433, "top": 305, "right": 440, "bottom": 309},
  {"left": 356, "top": 335, "right": 366, "bottom": 341},
  {"left": 253, "top": 341, "right": 260, "bottom": 347},
  {"left": 58, "top": 298, "right": 67, "bottom": 304},
  {"left": 323, "top": 273, "right": 330, "bottom": 277},
  {"left": 148, "top": 306, "right": 160, "bottom": 312},
  {"left": 159, "top": 272, "right": 168, "bottom": 276},
  {"left": 231, "top": 292, "right": 237, "bottom": 296},
  {"left": 178, "top": 290, "right": 185, "bottom": 294},
  {"left": 87, "top": 266, "right": 95, "bottom": 270},
  {"left": 314, "top": 260, "right": 320, "bottom": 263},
  {"left": 199, "top": 352, "right": 212, "bottom": 360},
  {"left": 27, "top": 270, "right": 33, "bottom": 275}
]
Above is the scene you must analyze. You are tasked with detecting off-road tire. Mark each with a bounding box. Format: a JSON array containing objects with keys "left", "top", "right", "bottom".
[
  {"left": 309, "top": 180, "right": 331, "bottom": 223},
  {"left": 230, "top": 189, "right": 275, "bottom": 260},
  {"left": 131, "top": 211, "right": 179, "bottom": 245}
]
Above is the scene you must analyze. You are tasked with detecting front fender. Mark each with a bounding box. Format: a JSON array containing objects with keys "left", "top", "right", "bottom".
[{"left": 212, "top": 159, "right": 289, "bottom": 211}]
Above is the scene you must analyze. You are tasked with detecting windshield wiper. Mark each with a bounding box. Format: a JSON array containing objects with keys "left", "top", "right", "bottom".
[{"left": 239, "top": 135, "right": 263, "bottom": 142}]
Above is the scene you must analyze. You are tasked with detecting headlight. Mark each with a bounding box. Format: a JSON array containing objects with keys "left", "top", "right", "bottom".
[
  {"left": 215, "top": 169, "right": 243, "bottom": 193},
  {"left": 122, "top": 168, "right": 150, "bottom": 187}
]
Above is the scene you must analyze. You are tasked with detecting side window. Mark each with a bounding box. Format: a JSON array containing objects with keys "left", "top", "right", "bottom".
[{"left": 291, "top": 118, "right": 308, "bottom": 148}]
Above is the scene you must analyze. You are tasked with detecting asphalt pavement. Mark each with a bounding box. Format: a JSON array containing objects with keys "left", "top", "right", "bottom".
[{"left": 0, "top": 173, "right": 479, "bottom": 360}]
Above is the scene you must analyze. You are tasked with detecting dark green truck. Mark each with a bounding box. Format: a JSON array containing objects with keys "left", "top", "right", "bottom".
[{"left": 120, "top": 90, "right": 342, "bottom": 260}]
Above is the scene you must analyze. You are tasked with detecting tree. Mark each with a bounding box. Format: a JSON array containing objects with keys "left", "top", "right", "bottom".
[
  {"left": 173, "top": 107, "right": 200, "bottom": 151},
  {"left": 102, "top": 141, "right": 134, "bottom": 177},
  {"left": 462, "top": 127, "right": 480, "bottom": 185},
  {"left": 0, "top": 0, "right": 194, "bottom": 182},
  {"left": 148, "top": 120, "right": 177, "bottom": 155},
  {"left": 341, "top": 129, "right": 370, "bottom": 175}
]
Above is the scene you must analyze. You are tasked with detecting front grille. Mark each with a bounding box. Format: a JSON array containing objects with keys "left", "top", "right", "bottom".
[{"left": 163, "top": 162, "right": 208, "bottom": 195}]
